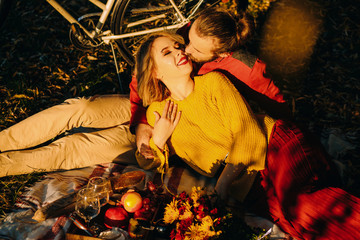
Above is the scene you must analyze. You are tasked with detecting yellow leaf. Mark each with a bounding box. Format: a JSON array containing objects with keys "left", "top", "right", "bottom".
[{"left": 10, "top": 94, "right": 33, "bottom": 100}]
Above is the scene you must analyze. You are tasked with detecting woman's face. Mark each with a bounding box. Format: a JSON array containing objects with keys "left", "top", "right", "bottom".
[{"left": 152, "top": 36, "right": 193, "bottom": 82}]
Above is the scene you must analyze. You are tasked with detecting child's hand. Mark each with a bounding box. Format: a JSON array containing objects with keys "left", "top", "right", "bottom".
[{"left": 152, "top": 101, "right": 181, "bottom": 150}]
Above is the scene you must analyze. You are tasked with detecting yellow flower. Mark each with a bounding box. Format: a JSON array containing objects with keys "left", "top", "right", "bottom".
[
  {"left": 163, "top": 199, "right": 180, "bottom": 224},
  {"left": 190, "top": 186, "right": 203, "bottom": 207},
  {"left": 185, "top": 224, "right": 207, "bottom": 240},
  {"left": 179, "top": 202, "right": 194, "bottom": 220},
  {"left": 201, "top": 216, "right": 213, "bottom": 227},
  {"left": 199, "top": 216, "right": 216, "bottom": 237}
]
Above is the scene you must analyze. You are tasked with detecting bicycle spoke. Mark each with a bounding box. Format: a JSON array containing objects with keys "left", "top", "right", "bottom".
[{"left": 112, "top": 0, "right": 221, "bottom": 66}]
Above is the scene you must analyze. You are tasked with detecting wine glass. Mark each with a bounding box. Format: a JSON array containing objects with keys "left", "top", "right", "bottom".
[
  {"left": 87, "top": 176, "right": 112, "bottom": 207},
  {"left": 75, "top": 188, "right": 101, "bottom": 225}
]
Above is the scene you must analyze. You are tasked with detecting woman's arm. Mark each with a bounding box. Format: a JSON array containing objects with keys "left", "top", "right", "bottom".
[
  {"left": 136, "top": 100, "right": 181, "bottom": 173},
  {"left": 208, "top": 72, "right": 268, "bottom": 201},
  {"left": 209, "top": 72, "right": 267, "bottom": 169}
]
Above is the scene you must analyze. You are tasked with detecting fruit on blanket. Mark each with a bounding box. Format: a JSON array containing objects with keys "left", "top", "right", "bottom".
[
  {"left": 121, "top": 190, "right": 143, "bottom": 213},
  {"left": 104, "top": 206, "right": 129, "bottom": 228}
]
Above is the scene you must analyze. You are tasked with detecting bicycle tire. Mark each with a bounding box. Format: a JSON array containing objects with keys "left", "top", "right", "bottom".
[
  {"left": 0, "top": 0, "right": 12, "bottom": 28},
  {"left": 111, "top": 0, "right": 220, "bottom": 66}
]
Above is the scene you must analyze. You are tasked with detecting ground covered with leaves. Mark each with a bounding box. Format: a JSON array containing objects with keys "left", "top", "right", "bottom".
[
  {"left": 0, "top": 0, "right": 132, "bottom": 215},
  {"left": 266, "top": 0, "right": 360, "bottom": 195},
  {"left": 0, "top": 0, "right": 359, "bottom": 233}
]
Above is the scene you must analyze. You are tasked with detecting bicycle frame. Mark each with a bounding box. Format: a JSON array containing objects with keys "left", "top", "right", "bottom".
[{"left": 46, "top": 0, "right": 201, "bottom": 44}]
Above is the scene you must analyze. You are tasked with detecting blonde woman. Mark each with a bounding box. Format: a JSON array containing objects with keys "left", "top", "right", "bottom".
[{"left": 134, "top": 32, "right": 360, "bottom": 240}]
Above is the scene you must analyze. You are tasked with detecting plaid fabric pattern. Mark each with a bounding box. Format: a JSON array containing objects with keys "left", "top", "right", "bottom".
[
  {"left": 0, "top": 163, "right": 216, "bottom": 239},
  {"left": 260, "top": 120, "right": 360, "bottom": 240}
]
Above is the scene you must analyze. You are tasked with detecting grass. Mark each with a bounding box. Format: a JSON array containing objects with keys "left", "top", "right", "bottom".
[
  {"left": 0, "top": 0, "right": 359, "bottom": 236},
  {"left": 0, "top": 172, "right": 46, "bottom": 217},
  {"left": 0, "top": 0, "right": 132, "bottom": 216}
]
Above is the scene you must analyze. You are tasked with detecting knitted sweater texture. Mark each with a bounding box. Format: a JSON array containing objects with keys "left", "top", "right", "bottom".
[{"left": 136, "top": 72, "right": 276, "bottom": 200}]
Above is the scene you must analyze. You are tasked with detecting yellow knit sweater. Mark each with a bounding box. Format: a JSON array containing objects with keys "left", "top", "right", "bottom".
[{"left": 136, "top": 72, "right": 276, "bottom": 201}]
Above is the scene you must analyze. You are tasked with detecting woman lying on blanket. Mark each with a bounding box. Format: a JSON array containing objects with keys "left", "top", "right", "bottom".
[{"left": 134, "top": 32, "right": 360, "bottom": 240}]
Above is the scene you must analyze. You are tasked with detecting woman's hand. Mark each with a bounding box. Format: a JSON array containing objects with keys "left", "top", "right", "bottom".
[{"left": 152, "top": 101, "right": 181, "bottom": 151}]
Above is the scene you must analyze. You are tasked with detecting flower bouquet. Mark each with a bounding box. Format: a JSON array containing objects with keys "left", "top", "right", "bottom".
[
  {"left": 162, "top": 187, "right": 269, "bottom": 240},
  {"left": 163, "top": 187, "right": 224, "bottom": 240}
]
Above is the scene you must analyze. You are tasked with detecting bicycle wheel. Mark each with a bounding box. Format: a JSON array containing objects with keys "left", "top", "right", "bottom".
[
  {"left": 111, "top": 0, "right": 220, "bottom": 66},
  {"left": 69, "top": 13, "right": 104, "bottom": 51}
]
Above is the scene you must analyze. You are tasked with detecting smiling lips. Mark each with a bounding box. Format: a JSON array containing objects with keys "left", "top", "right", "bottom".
[{"left": 177, "top": 56, "right": 189, "bottom": 66}]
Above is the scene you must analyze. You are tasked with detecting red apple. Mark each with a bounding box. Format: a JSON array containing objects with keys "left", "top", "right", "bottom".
[
  {"left": 121, "top": 191, "right": 143, "bottom": 213},
  {"left": 104, "top": 206, "right": 129, "bottom": 229}
]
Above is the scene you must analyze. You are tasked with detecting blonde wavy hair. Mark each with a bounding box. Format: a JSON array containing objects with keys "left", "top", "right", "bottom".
[{"left": 135, "top": 32, "right": 185, "bottom": 107}]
